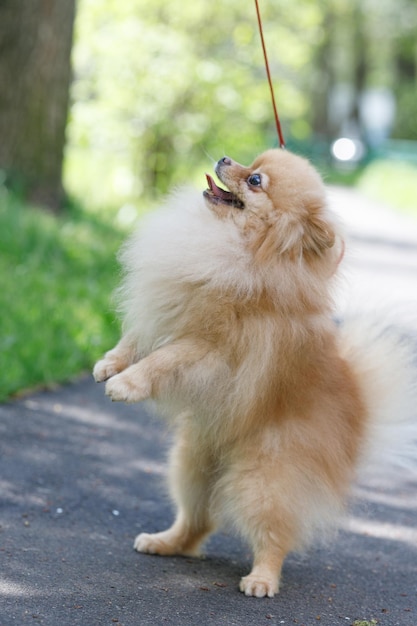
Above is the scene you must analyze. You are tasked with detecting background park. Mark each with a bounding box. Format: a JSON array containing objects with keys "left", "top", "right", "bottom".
[{"left": 1, "top": 0, "right": 417, "bottom": 401}]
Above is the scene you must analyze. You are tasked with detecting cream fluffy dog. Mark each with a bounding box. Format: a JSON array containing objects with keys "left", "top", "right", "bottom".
[{"left": 93, "top": 149, "right": 416, "bottom": 597}]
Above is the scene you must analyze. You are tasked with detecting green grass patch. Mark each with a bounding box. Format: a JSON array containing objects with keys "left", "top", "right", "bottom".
[
  {"left": 0, "top": 189, "right": 126, "bottom": 401},
  {"left": 358, "top": 159, "right": 417, "bottom": 216}
]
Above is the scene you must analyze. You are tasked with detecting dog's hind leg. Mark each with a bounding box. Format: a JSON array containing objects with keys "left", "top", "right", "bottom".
[
  {"left": 134, "top": 427, "right": 216, "bottom": 557},
  {"left": 237, "top": 502, "right": 292, "bottom": 597},
  {"left": 239, "top": 542, "right": 287, "bottom": 598},
  {"left": 219, "top": 451, "right": 300, "bottom": 598}
]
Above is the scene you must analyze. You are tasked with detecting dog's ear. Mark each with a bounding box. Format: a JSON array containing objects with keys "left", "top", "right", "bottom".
[
  {"left": 302, "top": 195, "right": 335, "bottom": 256},
  {"left": 303, "top": 215, "right": 335, "bottom": 255}
]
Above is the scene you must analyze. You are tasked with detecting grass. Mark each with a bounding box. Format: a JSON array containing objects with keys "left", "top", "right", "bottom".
[
  {"left": 357, "top": 159, "right": 417, "bottom": 216},
  {"left": 320, "top": 158, "right": 417, "bottom": 217},
  {"left": 0, "top": 187, "right": 125, "bottom": 401}
]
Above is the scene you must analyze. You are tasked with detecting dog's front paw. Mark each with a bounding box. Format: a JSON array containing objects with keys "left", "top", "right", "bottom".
[
  {"left": 105, "top": 371, "right": 151, "bottom": 403},
  {"left": 93, "top": 358, "right": 123, "bottom": 383},
  {"left": 239, "top": 573, "right": 279, "bottom": 598}
]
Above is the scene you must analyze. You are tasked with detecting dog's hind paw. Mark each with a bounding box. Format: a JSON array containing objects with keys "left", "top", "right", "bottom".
[
  {"left": 133, "top": 530, "right": 201, "bottom": 557},
  {"left": 134, "top": 532, "right": 180, "bottom": 556},
  {"left": 239, "top": 573, "right": 279, "bottom": 598}
]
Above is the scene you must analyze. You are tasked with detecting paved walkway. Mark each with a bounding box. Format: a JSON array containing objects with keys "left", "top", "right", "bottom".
[
  {"left": 1, "top": 187, "right": 417, "bottom": 626},
  {"left": 328, "top": 187, "right": 417, "bottom": 325}
]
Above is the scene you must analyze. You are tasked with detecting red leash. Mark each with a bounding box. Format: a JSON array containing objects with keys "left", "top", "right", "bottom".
[{"left": 254, "top": 0, "right": 286, "bottom": 149}]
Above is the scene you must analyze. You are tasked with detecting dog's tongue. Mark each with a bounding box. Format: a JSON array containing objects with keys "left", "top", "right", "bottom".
[{"left": 205, "top": 174, "right": 235, "bottom": 201}]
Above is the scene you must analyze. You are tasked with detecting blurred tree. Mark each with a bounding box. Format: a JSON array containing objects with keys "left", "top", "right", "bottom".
[
  {"left": 351, "top": 2, "right": 368, "bottom": 132},
  {"left": 0, "top": 0, "right": 76, "bottom": 211},
  {"left": 310, "top": 1, "right": 336, "bottom": 138},
  {"left": 392, "top": 0, "right": 417, "bottom": 139}
]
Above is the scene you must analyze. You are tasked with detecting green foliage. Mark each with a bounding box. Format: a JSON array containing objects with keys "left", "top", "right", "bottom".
[
  {"left": 394, "top": 85, "right": 417, "bottom": 139},
  {"left": 67, "top": 0, "right": 417, "bottom": 208},
  {"left": 358, "top": 159, "right": 417, "bottom": 215},
  {"left": 0, "top": 187, "right": 124, "bottom": 401},
  {"left": 66, "top": 0, "right": 326, "bottom": 204}
]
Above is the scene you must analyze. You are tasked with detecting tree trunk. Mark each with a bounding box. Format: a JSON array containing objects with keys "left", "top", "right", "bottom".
[
  {"left": 0, "top": 0, "right": 76, "bottom": 211},
  {"left": 311, "top": 5, "right": 336, "bottom": 140},
  {"left": 350, "top": 2, "right": 368, "bottom": 134}
]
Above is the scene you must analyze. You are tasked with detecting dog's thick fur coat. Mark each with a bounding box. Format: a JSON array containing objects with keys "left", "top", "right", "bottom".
[{"left": 94, "top": 149, "right": 416, "bottom": 597}]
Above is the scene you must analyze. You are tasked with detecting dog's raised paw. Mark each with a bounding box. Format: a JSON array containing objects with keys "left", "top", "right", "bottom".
[
  {"left": 105, "top": 366, "right": 152, "bottom": 403},
  {"left": 239, "top": 573, "right": 279, "bottom": 598},
  {"left": 93, "top": 359, "right": 119, "bottom": 383},
  {"left": 105, "top": 374, "right": 138, "bottom": 403}
]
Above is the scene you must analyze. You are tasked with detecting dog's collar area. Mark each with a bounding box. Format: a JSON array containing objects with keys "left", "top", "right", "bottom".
[{"left": 204, "top": 174, "right": 245, "bottom": 209}]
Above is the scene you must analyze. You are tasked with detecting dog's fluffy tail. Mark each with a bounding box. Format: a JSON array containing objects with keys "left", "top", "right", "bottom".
[{"left": 339, "top": 317, "right": 417, "bottom": 477}]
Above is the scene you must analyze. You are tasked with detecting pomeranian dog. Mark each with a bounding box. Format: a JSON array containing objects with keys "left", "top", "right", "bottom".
[{"left": 93, "top": 149, "right": 416, "bottom": 597}]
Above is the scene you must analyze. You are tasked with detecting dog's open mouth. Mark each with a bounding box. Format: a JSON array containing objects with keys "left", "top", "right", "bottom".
[{"left": 204, "top": 174, "right": 244, "bottom": 209}]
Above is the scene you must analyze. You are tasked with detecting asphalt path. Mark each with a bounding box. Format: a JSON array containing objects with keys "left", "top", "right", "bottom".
[{"left": 1, "top": 187, "right": 417, "bottom": 626}]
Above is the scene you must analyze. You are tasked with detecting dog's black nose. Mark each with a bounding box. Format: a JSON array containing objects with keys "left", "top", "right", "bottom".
[{"left": 219, "top": 156, "right": 232, "bottom": 166}]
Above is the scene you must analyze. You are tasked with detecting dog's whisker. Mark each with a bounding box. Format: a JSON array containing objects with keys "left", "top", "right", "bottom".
[{"left": 201, "top": 147, "right": 216, "bottom": 165}]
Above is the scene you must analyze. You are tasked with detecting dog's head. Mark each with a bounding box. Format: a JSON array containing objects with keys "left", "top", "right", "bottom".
[{"left": 204, "top": 149, "right": 342, "bottom": 269}]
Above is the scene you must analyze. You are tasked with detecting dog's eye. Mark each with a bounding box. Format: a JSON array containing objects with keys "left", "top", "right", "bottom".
[{"left": 247, "top": 173, "right": 262, "bottom": 187}]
